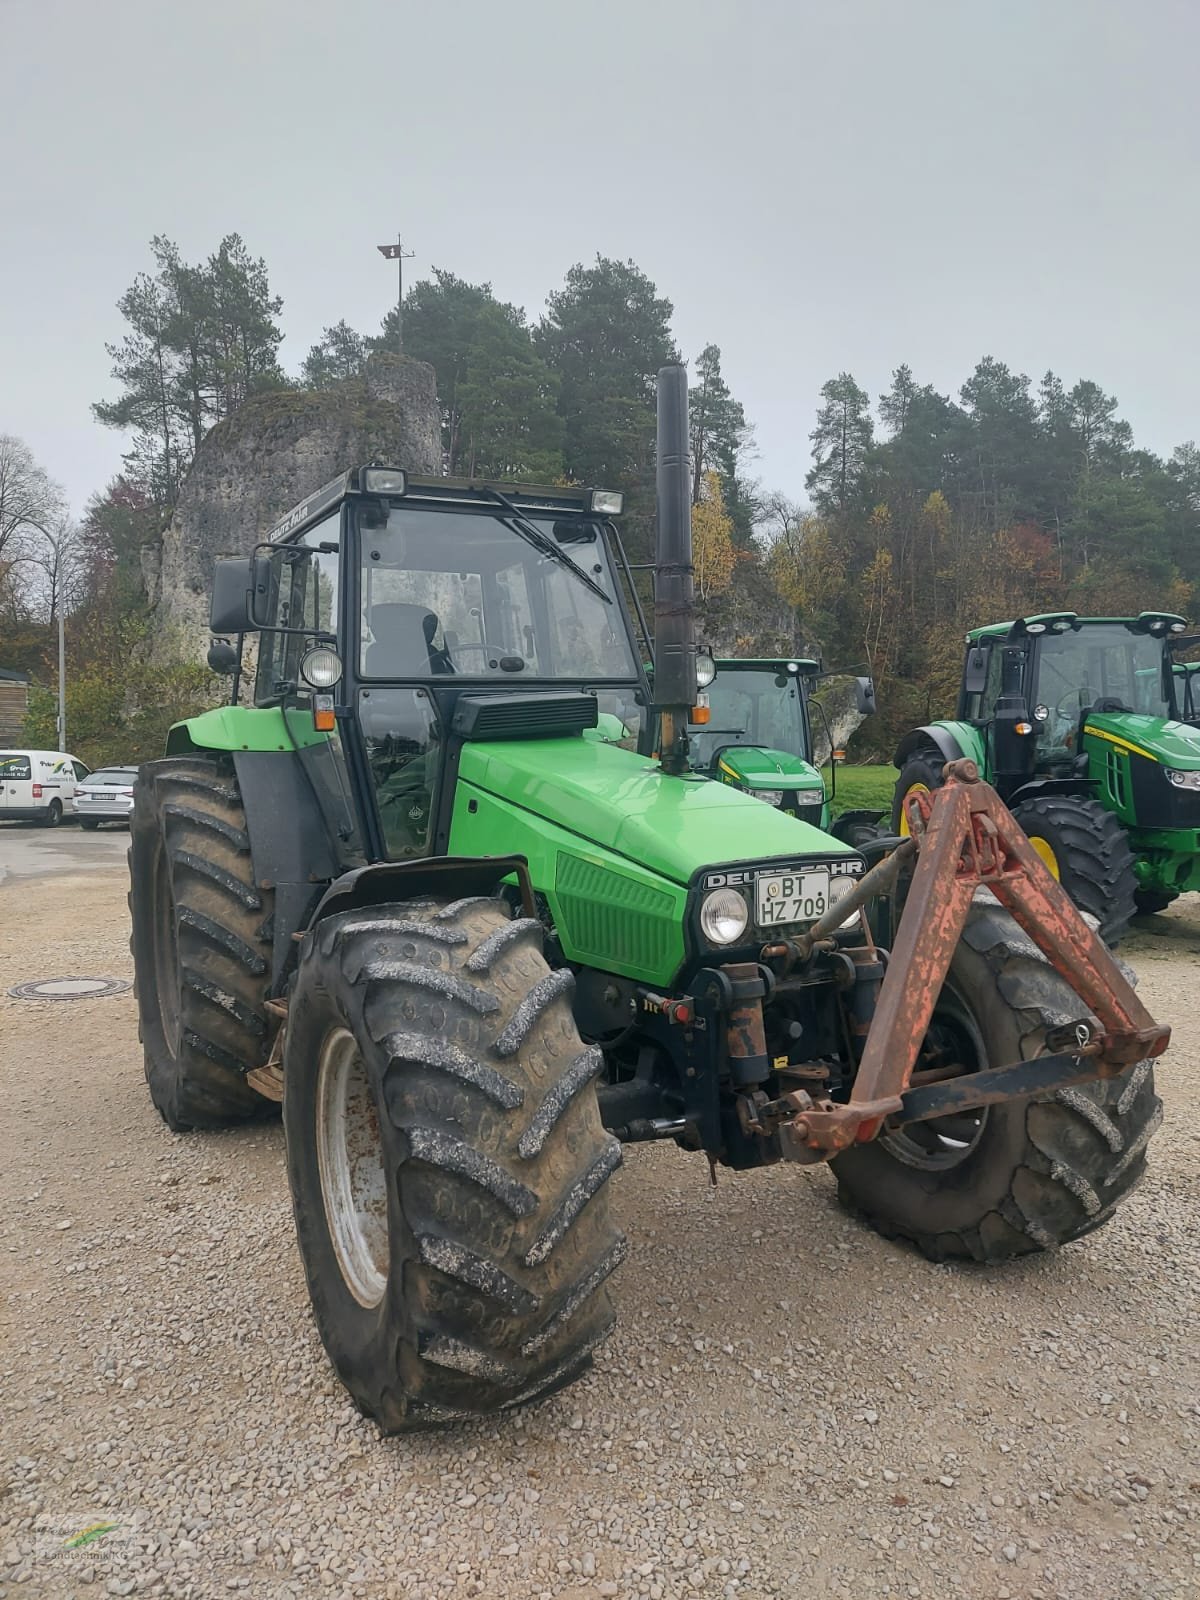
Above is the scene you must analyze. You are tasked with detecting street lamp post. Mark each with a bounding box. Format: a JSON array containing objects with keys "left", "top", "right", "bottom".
[
  {"left": 57, "top": 609, "right": 65, "bottom": 752},
  {"left": 377, "top": 234, "right": 415, "bottom": 350}
]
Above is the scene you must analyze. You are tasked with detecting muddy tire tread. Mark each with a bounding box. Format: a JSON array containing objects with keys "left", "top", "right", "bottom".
[
  {"left": 285, "top": 898, "right": 624, "bottom": 1431},
  {"left": 835, "top": 904, "right": 1161, "bottom": 1263}
]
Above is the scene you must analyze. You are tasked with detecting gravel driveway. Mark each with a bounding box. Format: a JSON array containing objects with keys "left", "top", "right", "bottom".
[{"left": 2, "top": 863, "right": 1198, "bottom": 1599}]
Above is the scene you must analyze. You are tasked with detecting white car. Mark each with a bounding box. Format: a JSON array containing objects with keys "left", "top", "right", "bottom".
[
  {"left": 72, "top": 765, "right": 139, "bottom": 829},
  {"left": 0, "top": 749, "right": 89, "bottom": 827}
]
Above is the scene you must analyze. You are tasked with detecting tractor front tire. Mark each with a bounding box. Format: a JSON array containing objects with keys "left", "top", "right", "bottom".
[
  {"left": 1010, "top": 794, "right": 1137, "bottom": 945},
  {"left": 891, "top": 750, "right": 945, "bottom": 835},
  {"left": 832, "top": 903, "right": 1161, "bottom": 1262},
  {"left": 129, "top": 758, "right": 274, "bottom": 1132},
  {"left": 283, "top": 897, "right": 625, "bottom": 1431}
]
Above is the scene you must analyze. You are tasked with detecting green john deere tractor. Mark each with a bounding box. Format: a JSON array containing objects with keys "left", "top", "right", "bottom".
[
  {"left": 683, "top": 656, "right": 875, "bottom": 833},
  {"left": 893, "top": 613, "right": 1200, "bottom": 938},
  {"left": 129, "top": 371, "right": 1167, "bottom": 1433}
]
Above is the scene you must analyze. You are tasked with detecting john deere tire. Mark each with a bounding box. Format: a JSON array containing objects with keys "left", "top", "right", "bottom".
[
  {"left": 1010, "top": 794, "right": 1137, "bottom": 945},
  {"left": 1134, "top": 888, "right": 1177, "bottom": 917},
  {"left": 832, "top": 903, "right": 1161, "bottom": 1263},
  {"left": 891, "top": 750, "right": 945, "bottom": 836},
  {"left": 283, "top": 896, "right": 625, "bottom": 1431},
  {"left": 129, "top": 758, "right": 274, "bottom": 1131}
]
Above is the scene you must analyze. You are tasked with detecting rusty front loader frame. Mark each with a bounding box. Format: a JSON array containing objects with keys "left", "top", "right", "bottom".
[{"left": 772, "top": 759, "right": 1170, "bottom": 1161}]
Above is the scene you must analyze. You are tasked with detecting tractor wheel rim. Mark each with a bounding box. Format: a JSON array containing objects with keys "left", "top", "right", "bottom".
[
  {"left": 882, "top": 985, "right": 990, "bottom": 1170},
  {"left": 898, "top": 782, "right": 929, "bottom": 838},
  {"left": 1028, "top": 835, "right": 1060, "bottom": 880},
  {"left": 316, "top": 1026, "right": 389, "bottom": 1308}
]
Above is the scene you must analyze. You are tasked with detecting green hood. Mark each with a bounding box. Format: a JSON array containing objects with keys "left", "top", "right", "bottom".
[
  {"left": 1084, "top": 712, "right": 1200, "bottom": 770},
  {"left": 714, "top": 745, "right": 823, "bottom": 792},
  {"left": 458, "top": 736, "right": 851, "bottom": 886}
]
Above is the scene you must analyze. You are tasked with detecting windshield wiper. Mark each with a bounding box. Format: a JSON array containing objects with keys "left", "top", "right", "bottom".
[{"left": 468, "top": 487, "right": 612, "bottom": 605}]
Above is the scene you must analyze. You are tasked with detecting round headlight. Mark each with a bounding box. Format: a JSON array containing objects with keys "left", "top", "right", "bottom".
[
  {"left": 300, "top": 646, "right": 343, "bottom": 689},
  {"left": 828, "top": 875, "right": 860, "bottom": 930},
  {"left": 754, "top": 788, "right": 784, "bottom": 807},
  {"left": 699, "top": 887, "right": 749, "bottom": 946},
  {"left": 696, "top": 653, "right": 717, "bottom": 689}
]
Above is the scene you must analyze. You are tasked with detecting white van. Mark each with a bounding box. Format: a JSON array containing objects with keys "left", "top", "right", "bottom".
[{"left": 0, "top": 749, "right": 90, "bottom": 826}]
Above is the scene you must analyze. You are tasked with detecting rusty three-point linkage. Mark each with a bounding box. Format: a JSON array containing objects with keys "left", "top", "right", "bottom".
[{"left": 780, "top": 759, "right": 1171, "bottom": 1159}]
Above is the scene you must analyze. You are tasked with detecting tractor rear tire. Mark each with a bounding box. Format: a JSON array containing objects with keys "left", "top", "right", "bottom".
[
  {"left": 129, "top": 758, "right": 274, "bottom": 1132},
  {"left": 1134, "top": 888, "right": 1177, "bottom": 917},
  {"left": 830, "top": 808, "right": 886, "bottom": 848},
  {"left": 891, "top": 750, "right": 945, "bottom": 835},
  {"left": 1010, "top": 794, "right": 1137, "bottom": 945},
  {"left": 832, "top": 902, "right": 1161, "bottom": 1263},
  {"left": 283, "top": 896, "right": 625, "bottom": 1431}
]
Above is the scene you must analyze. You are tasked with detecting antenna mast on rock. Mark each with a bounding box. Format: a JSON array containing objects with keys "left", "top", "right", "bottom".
[{"left": 376, "top": 233, "right": 415, "bottom": 351}]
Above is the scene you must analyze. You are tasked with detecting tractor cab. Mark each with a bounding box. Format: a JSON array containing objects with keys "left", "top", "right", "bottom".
[
  {"left": 895, "top": 610, "right": 1200, "bottom": 936},
  {"left": 686, "top": 657, "right": 828, "bottom": 827},
  {"left": 207, "top": 471, "right": 652, "bottom": 866},
  {"left": 956, "top": 612, "right": 1191, "bottom": 786}
]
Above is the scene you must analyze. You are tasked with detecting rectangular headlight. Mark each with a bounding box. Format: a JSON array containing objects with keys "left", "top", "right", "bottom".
[
  {"left": 362, "top": 467, "right": 407, "bottom": 495},
  {"left": 1165, "top": 767, "right": 1200, "bottom": 790},
  {"left": 590, "top": 490, "right": 624, "bottom": 515}
]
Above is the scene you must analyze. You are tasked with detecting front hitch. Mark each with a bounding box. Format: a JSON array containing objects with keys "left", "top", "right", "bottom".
[{"left": 773, "top": 760, "right": 1170, "bottom": 1161}]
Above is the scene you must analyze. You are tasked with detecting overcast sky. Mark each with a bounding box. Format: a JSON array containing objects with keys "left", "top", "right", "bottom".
[{"left": 2, "top": 0, "right": 1197, "bottom": 518}]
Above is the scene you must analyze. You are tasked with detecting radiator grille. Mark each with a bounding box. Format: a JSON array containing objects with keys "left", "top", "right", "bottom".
[{"left": 555, "top": 851, "right": 676, "bottom": 971}]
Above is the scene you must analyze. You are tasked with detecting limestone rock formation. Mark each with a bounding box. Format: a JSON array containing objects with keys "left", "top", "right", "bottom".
[{"left": 146, "top": 354, "right": 440, "bottom": 655}]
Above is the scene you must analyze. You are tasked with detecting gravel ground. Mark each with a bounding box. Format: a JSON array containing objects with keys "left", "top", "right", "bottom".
[{"left": 1, "top": 863, "right": 1198, "bottom": 1600}]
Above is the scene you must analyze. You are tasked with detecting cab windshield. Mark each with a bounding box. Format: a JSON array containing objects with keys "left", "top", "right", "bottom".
[
  {"left": 689, "top": 668, "right": 809, "bottom": 770},
  {"left": 1036, "top": 625, "right": 1173, "bottom": 723},
  {"left": 358, "top": 506, "right": 638, "bottom": 681}
]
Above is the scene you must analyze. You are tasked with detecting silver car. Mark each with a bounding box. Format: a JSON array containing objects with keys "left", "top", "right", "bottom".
[{"left": 72, "top": 765, "right": 139, "bottom": 829}]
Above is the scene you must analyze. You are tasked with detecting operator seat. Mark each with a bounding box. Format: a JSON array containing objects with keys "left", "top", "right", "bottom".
[{"left": 365, "top": 602, "right": 455, "bottom": 676}]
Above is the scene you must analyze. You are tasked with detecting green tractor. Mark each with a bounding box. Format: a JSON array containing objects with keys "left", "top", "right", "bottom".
[
  {"left": 893, "top": 613, "right": 1200, "bottom": 938},
  {"left": 683, "top": 656, "right": 875, "bottom": 834},
  {"left": 129, "top": 372, "right": 1167, "bottom": 1433}
]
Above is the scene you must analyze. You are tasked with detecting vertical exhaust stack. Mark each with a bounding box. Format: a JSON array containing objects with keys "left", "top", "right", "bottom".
[{"left": 654, "top": 364, "right": 698, "bottom": 776}]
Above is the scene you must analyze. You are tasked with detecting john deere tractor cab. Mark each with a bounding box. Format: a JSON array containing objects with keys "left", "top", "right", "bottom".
[
  {"left": 686, "top": 656, "right": 876, "bottom": 837},
  {"left": 686, "top": 657, "right": 829, "bottom": 827},
  {"left": 130, "top": 372, "right": 1167, "bottom": 1434},
  {"left": 893, "top": 612, "right": 1200, "bottom": 937}
]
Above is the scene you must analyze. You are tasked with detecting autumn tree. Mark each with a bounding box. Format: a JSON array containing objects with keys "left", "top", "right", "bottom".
[{"left": 691, "top": 471, "right": 737, "bottom": 601}]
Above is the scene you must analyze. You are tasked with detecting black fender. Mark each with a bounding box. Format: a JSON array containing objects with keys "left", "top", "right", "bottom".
[
  {"left": 308, "top": 855, "right": 536, "bottom": 931},
  {"left": 1005, "top": 777, "right": 1098, "bottom": 808},
  {"left": 894, "top": 725, "right": 967, "bottom": 770},
  {"left": 231, "top": 751, "right": 343, "bottom": 990}
]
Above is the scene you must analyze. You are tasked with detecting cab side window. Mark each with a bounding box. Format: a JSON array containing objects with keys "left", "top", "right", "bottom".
[{"left": 964, "top": 647, "right": 1003, "bottom": 722}]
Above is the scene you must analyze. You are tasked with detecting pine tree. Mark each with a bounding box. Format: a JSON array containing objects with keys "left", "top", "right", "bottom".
[{"left": 805, "top": 374, "right": 873, "bottom": 515}]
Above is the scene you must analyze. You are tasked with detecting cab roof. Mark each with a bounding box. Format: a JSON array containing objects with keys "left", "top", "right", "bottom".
[
  {"left": 266, "top": 468, "right": 613, "bottom": 545},
  {"left": 714, "top": 657, "right": 820, "bottom": 673},
  {"left": 967, "top": 611, "right": 1189, "bottom": 643}
]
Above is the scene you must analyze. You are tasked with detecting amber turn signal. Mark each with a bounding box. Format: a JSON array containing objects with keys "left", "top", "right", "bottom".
[{"left": 313, "top": 694, "right": 336, "bottom": 732}]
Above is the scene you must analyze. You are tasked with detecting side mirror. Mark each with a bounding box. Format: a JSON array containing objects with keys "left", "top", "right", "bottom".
[
  {"left": 207, "top": 639, "right": 239, "bottom": 675},
  {"left": 248, "top": 553, "right": 275, "bottom": 628},
  {"left": 963, "top": 645, "right": 989, "bottom": 697},
  {"left": 854, "top": 676, "right": 877, "bottom": 716},
  {"left": 209, "top": 558, "right": 255, "bottom": 634}
]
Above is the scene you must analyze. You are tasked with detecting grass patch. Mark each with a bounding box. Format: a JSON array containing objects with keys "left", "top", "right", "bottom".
[{"left": 828, "top": 764, "right": 898, "bottom": 818}]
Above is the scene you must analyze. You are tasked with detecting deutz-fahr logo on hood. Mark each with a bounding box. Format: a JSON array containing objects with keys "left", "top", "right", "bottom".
[{"left": 701, "top": 858, "right": 865, "bottom": 891}]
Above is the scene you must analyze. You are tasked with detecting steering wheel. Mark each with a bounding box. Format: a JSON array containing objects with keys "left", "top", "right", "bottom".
[
  {"left": 1054, "top": 692, "right": 1082, "bottom": 721},
  {"left": 450, "top": 642, "right": 525, "bottom": 668}
]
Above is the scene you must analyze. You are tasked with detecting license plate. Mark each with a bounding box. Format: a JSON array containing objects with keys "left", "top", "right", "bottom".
[{"left": 755, "top": 870, "right": 829, "bottom": 927}]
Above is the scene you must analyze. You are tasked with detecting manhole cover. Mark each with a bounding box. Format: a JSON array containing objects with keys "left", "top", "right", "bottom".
[{"left": 8, "top": 976, "right": 132, "bottom": 1002}]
